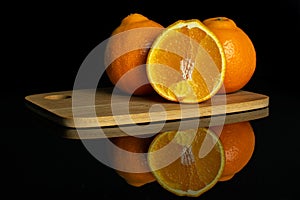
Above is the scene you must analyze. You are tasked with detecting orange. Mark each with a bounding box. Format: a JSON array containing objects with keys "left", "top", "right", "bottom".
[
  {"left": 104, "top": 13, "right": 164, "bottom": 95},
  {"left": 148, "top": 128, "right": 225, "bottom": 197},
  {"left": 146, "top": 19, "right": 226, "bottom": 103},
  {"left": 210, "top": 121, "right": 255, "bottom": 181},
  {"left": 203, "top": 17, "right": 256, "bottom": 93},
  {"left": 110, "top": 136, "right": 156, "bottom": 187}
]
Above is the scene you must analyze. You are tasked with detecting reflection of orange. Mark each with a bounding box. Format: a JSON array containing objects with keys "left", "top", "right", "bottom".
[
  {"left": 203, "top": 17, "right": 256, "bottom": 93},
  {"left": 146, "top": 19, "right": 226, "bottom": 103},
  {"left": 110, "top": 136, "right": 156, "bottom": 187},
  {"left": 105, "top": 13, "right": 164, "bottom": 95},
  {"left": 210, "top": 121, "right": 255, "bottom": 181},
  {"left": 148, "top": 129, "right": 225, "bottom": 197}
]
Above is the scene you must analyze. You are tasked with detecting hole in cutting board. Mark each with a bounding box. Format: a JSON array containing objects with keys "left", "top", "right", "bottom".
[{"left": 44, "top": 94, "right": 72, "bottom": 100}]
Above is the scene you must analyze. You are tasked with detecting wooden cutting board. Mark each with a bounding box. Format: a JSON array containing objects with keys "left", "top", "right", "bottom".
[
  {"left": 25, "top": 88, "right": 269, "bottom": 131},
  {"left": 58, "top": 108, "right": 269, "bottom": 139}
]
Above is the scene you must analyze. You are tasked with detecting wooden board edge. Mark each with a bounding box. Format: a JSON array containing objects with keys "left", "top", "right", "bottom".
[
  {"left": 24, "top": 90, "right": 270, "bottom": 129},
  {"left": 62, "top": 107, "right": 269, "bottom": 139},
  {"left": 24, "top": 97, "right": 75, "bottom": 127}
]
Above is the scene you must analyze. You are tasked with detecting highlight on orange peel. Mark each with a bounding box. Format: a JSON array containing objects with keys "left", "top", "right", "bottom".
[
  {"left": 147, "top": 128, "right": 225, "bottom": 197},
  {"left": 146, "top": 19, "right": 226, "bottom": 103}
]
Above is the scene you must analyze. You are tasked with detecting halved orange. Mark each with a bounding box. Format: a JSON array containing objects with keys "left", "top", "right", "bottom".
[
  {"left": 147, "top": 128, "right": 225, "bottom": 197},
  {"left": 146, "top": 19, "right": 226, "bottom": 103}
]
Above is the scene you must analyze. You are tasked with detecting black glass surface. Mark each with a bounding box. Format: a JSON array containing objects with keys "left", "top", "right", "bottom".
[{"left": 3, "top": 1, "right": 299, "bottom": 199}]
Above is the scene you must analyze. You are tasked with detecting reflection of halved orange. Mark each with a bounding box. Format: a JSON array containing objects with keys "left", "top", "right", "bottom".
[
  {"left": 146, "top": 19, "right": 226, "bottom": 103},
  {"left": 148, "top": 128, "right": 225, "bottom": 197}
]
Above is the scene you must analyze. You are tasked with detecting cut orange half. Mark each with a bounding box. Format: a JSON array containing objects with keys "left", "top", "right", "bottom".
[
  {"left": 147, "top": 128, "right": 225, "bottom": 197},
  {"left": 146, "top": 19, "right": 226, "bottom": 103}
]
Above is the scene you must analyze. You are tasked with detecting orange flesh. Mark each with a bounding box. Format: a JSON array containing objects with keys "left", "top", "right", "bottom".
[
  {"left": 148, "top": 129, "right": 224, "bottom": 195},
  {"left": 147, "top": 25, "right": 223, "bottom": 103}
]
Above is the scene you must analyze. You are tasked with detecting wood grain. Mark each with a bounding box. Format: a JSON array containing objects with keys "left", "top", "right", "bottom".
[
  {"left": 25, "top": 88, "right": 269, "bottom": 129},
  {"left": 60, "top": 108, "right": 269, "bottom": 139}
]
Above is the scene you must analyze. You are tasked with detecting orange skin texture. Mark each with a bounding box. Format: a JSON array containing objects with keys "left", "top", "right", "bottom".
[
  {"left": 203, "top": 17, "right": 256, "bottom": 93},
  {"left": 105, "top": 13, "right": 164, "bottom": 95},
  {"left": 211, "top": 121, "right": 255, "bottom": 181},
  {"left": 110, "top": 136, "right": 156, "bottom": 187}
]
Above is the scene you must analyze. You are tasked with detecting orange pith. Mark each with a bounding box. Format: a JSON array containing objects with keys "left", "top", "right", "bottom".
[
  {"left": 146, "top": 19, "right": 226, "bottom": 103},
  {"left": 203, "top": 17, "right": 256, "bottom": 93},
  {"left": 148, "top": 128, "right": 225, "bottom": 197}
]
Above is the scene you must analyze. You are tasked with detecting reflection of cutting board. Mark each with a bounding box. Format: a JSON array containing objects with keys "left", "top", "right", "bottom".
[{"left": 25, "top": 87, "right": 269, "bottom": 130}]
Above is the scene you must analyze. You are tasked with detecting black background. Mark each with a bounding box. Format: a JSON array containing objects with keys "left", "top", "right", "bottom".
[{"left": 2, "top": 0, "right": 300, "bottom": 199}]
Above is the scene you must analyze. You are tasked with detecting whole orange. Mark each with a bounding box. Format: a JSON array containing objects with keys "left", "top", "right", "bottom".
[
  {"left": 105, "top": 13, "right": 164, "bottom": 95},
  {"left": 203, "top": 17, "right": 256, "bottom": 93},
  {"left": 109, "top": 136, "right": 156, "bottom": 187},
  {"left": 210, "top": 121, "right": 255, "bottom": 181}
]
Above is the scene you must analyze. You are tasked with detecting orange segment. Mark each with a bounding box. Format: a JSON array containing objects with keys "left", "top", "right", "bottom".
[
  {"left": 148, "top": 128, "right": 225, "bottom": 197},
  {"left": 146, "top": 19, "right": 226, "bottom": 103}
]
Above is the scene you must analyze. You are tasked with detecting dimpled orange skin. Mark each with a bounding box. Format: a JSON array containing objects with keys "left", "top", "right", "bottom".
[
  {"left": 203, "top": 17, "right": 256, "bottom": 93},
  {"left": 110, "top": 136, "right": 156, "bottom": 187},
  {"left": 211, "top": 121, "right": 255, "bottom": 181},
  {"left": 105, "top": 13, "right": 164, "bottom": 95}
]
